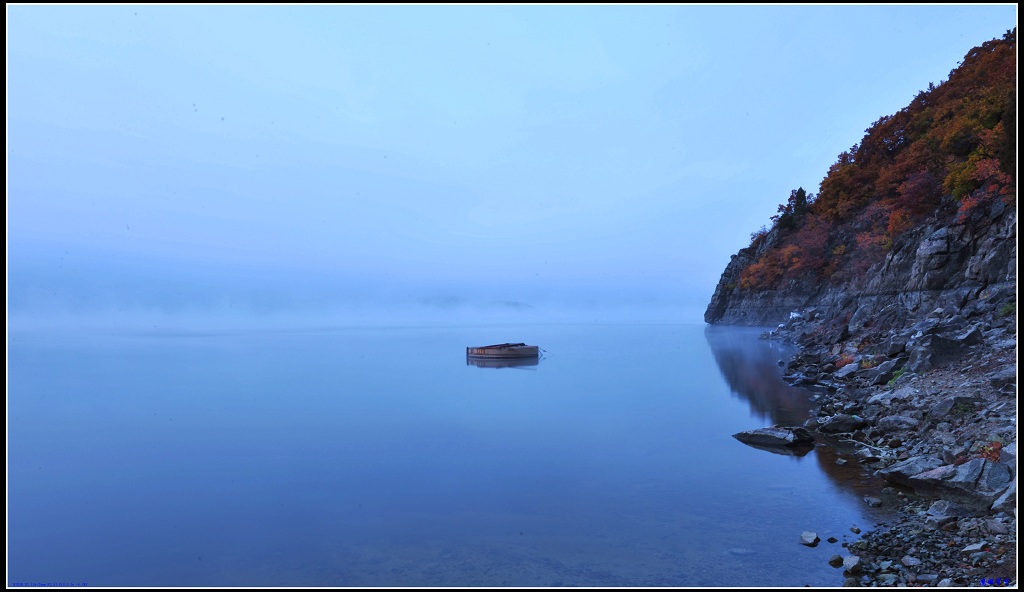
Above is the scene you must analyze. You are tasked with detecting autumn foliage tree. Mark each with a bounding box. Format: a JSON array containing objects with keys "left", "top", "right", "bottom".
[{"left": 738, "top": 29, "right": 1016, "bottom": 291}]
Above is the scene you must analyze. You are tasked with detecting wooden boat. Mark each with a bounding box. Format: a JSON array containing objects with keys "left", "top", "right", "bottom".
[
  {"left": 466, "top": 342, "right": 539, "bottom": 359},
  {"left": 466, "top": 356, "right": 540, "bottom": 369}
]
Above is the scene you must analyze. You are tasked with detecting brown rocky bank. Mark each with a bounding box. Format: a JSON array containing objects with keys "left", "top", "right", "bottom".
[{"left": 706, "top": 199, "right": 1017, "bottom": 586}]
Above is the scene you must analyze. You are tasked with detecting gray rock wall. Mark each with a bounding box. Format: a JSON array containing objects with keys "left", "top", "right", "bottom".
[{"left": 705, "top": 201, "right": 1016, "bottom": 336}]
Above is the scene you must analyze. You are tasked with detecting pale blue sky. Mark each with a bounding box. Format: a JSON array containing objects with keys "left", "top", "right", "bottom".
[{"left": 7, "top": 4, "right": 1018, "bottom": 325}]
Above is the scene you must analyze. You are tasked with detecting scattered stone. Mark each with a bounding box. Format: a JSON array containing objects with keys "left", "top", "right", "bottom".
[
  {"left": 927, "top": 499, "right": 973, "bottom": 518},
  {"left": 907, "top": 334, "right": 970, "bottom": 373},
  {"left": 930, "top": 395, "right": 983, "bottom": 419},
  {"left": 863, "top": 497, "right": 882, "bottom": 507},
  {"left": 800, "top": 531, "right": 820, "bottom": 547},
  {"left": 924, "top": 500, "right": 973, "bottom": 528},
  {"left": 828, "top": 554, "right": 844, "bottom": 567},
  {"left": 842, "top": 555, "right": 861, "bottom": 574},
  {"left": 819, "top": 414, "right": 868, "bottom": 434},
  {"left": 990, "top": 476, "right": 1016, "bottom": 513},
  {"left": 877, "top": 415, "right": 920, "bottom": 432},
  {"left": 986, "top": 518, "right": 1010, "bottom": 535},
  {"left": 866, "top": 359, "right": 900, "bottom": 385}
]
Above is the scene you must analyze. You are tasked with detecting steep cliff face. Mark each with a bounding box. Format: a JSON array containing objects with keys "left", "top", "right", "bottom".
[
  {"left": 705, "top": 198, "right": 1016, "bottom": 334},
  {"left": 848, "top": 200, "right": 1016, "bottom": 332},
  {"left": 704, "top": 230, "right": 824, "bottom": 327}
]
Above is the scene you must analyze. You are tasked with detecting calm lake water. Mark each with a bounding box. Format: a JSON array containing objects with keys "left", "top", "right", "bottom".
[{"left": 8, "top": 322, "right": 893, "bottom": 587}]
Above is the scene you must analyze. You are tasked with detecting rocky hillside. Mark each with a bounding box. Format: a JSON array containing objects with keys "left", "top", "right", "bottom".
[{"left": 705, "top": 30, "right": 1016, "bottom": 338}]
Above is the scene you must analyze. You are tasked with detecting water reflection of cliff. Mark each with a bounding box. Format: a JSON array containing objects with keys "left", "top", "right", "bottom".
[
  {"left": 704, "top": 325, "right": 811, "bottom": 427},
  {"left": 705, "top": 325, "right": 897, "bottom": 511}
]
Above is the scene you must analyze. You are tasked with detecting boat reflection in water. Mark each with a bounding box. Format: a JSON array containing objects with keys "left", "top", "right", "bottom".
[{"left": 466, "top": 356, "right": 540, "bottom": 369}]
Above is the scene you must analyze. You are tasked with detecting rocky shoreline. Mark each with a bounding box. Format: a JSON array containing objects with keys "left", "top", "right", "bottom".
[
  {"left": 764, "top": 305, "right": 1016, "bottom": 587},
  {"left": 700, "top": 33, "right": 1016, "bottom": 586}
]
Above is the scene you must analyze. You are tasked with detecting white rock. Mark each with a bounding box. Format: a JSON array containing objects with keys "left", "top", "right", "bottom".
[{"left": 800, "top": 531, "right": 820, "bottom": 546}]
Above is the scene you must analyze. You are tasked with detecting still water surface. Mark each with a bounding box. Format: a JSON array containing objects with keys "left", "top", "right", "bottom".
[{"left": 8, "top": 323, "right": 892, "bottom": 587}]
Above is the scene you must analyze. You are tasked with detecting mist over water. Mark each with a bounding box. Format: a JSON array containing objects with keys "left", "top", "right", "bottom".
[{"left": 7, "top": 246, "right": 705, "bottom": 333}]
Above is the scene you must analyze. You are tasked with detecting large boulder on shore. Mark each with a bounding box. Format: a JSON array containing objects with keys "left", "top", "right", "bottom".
[
  {"left": 876, "top": 455, "right": 945, "bottom": 488},
  {"left": 908, "top": 459, "right": 1014, "bottom": 512},
  {"left": 878, "top": 455, "right": 1014, "bottom": 512},
  {"left": 733, "top": 426, "right": 815, "bottom": 450}
]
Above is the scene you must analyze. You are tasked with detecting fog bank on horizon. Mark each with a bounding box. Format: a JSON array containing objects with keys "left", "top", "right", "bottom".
[{"left": 8, "top": 247, "right": 705, "bottom": 331}]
